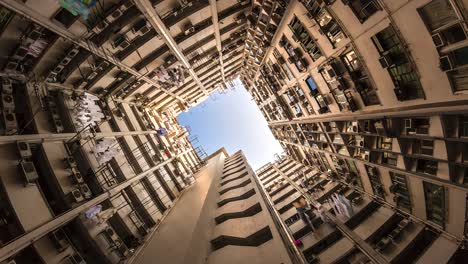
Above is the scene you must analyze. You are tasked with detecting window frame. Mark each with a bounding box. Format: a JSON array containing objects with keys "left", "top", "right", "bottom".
[{"left": 423, "top": 181, "right": 446, "bottom": 227}]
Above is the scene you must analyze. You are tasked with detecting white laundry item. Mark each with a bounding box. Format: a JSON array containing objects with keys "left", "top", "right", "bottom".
[
  {"left": 334, "top": 194, "right": 349, "bottom": 217},
  {"left": 92, "top": 144, "right": 107, "bottom": 154},
  {"left": 94, "top": 113, "right": 105, "bottom": 119},
  {"left": 328, "top": 198, "right": 339, "bottom": 215},
  {"left": 332, "top": 195, "right": 343, "bottom": 216},
  {"left": 96, "top": 208, "right": 117, "bottom": 223},
  {"left": 83, "top": 92, "right": 99, "bottom": 101}
]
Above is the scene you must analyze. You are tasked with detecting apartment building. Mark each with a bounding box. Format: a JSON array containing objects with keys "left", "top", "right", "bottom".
[
  {"left": 0, "top": 1, "right": 226, "bottom": 263},
  {"left": 134, "top": 150, "right": 296, "bottom": 264},
  {"left": 242, "top": 0, "right": 468, "bottom": 263},
  {"left": 256, "top": 157, "right": 466, "bottom": 263},
  {"left": 0, "top": 0, "right": 467, "bottom": 263}
]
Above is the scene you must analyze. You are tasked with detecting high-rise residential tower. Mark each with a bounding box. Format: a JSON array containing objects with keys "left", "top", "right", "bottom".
[
  {"left": 0, "top": 0, "right": 467, "bottom": 263},
  {"left": 243, "top": 0, "right": 468, "bottom": 263}
]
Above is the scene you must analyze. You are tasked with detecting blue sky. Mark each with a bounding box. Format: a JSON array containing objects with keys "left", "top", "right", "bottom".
[{"left": 177, "top": 79, "right": 283, "bottom": 170}]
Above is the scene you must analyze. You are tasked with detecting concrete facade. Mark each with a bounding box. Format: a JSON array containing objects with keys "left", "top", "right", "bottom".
[
  {"left": 134, "top": 150, "right": 294, "bottom": 264},
  {"left": 256, "top": 158, "right": 462, "bottom": 263},
  {"left": 243, "top": 0, "right": 468, "bottom": 262}
]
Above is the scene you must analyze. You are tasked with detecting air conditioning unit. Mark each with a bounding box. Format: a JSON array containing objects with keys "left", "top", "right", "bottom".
[
  {"left": 112, "top": 35, "right": 130, "bottom": 51},
  {"left": 107, "top": 9, "right": 123, "bottom": 23},
  {"left": 69, "top": 171, "right": 84, "bottom": 184},
  {"left": 374, "top": 120, "right": 386, "bottom": 135},
  {"left": 363, "top": 150, "right": 370, "bottom": 161},
  {"left": 52, "top": 64, "right": 65, "bottom": 74},
  {"left": 166, "top": 55, "right": 176, "bottom": 65},
  {"left": 431, "top": 32, "right": 445, "bottom": 48},
  {"left": 2, "top": 93, "right": 15, "bottom": 110},
  {"left": 2, "top": 79, "right": 13, "bottom": 93},
  {"left": 16, "top": 141, "right": 32, "bottom": 158},
  {"left": 96, "top": 61, "right": 110, "bottom": 71},
  {"left": 46, "top": 72, "right": 58, "bottom": 83},
  {"left": 67, "top": 48, "right": 79, "bottom": 58},
  {"left": 105, "top": 226, "right": 119, "bottom": 241},
  {"left": 12, "top": 46, "right": 28, "bottom": 61},
  {"left": 93, "top": 20, "right": 108, "bottom": 34},
  {"left": 114, "top": 244, "right": 130, "bottom": 258},
  {"left": 53, "top": 119, "right": 64, "bottom": 133},
  {"left": 49, "top": 229, "right": 69, "bottom": 252},
  {"left": 439, "top": 55, "right": 454, "bottom": 72},
  {"left": 236, "top": 13, "right": 246, "bottom": 24},
  {"left": 114, "top": 108, "right": 125, "bottom": 118},
  {"left": 184, "top": 23, "right": 195, "bottom": 35},
  {"left": 3, "top": 111, "right": 17, "bottom": 134},
  {"left": 80, "top": 183, "right": 92, "bottom": 199},
  {"left": 5, "top": 61, "right": 19, "bottom": 72},
  {"left": 179, "top": 0, "right": 193, "bottom": 6},
  {"left": 132, "top": 19, "right": 150, "bottom": 36},
  {"left": 238, "top": 0, "right": 250, "bottom": 5},
  {"left": 18, "top": 161, "right": 39, "bottom": 185},
  {"left": 60, "top": 56, "right": 72, "bottom": 66},
  {"left": 88, "top": 71, "right": 98, "bottom": 80},
  {"left": 121, "top": 1, "right": 134, "bottom": 11},
  {"left": 355, "top": 136, "right": 364, "bottom": 147},
  {"left": 64, "top": 156, "right": 77, "bottom": 167},
  {"left": 378, "top": 52, "right": 393, "bottom": 68},
  {"left": 70, "top": 188, "right": 84, "bottom": 203},
  {"left": 347, "top": 121, "right": 358, "bottom": 133}
]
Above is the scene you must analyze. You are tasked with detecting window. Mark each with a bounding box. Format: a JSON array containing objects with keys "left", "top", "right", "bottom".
[
  {"left": 419, "top": 0, "right": 459, "bottom": 31},
  {"left": 462, "top": 143, "right": 468, "bottom": 164},
  {"left": 418, "top": 0, "right": 468, "bottom": 91},
  {"left": 342, "top": 50, "right": 362, "bottom": 72},
  {"left": 390, "top": 172, "right": 411, "bottom": 211},
  {"left": 0, "top": 7, "right": 14, "bottom": 35},
  {"left": 404, "top": 118, "right": 430, "bottom": 135},
  {"left": 366, "top": 165, "right": 384, "bottom": 197},
  {"left": 378, "top": 137, "right": 392, "bottom": 150},
  {"left": 314, "top": 94, "right": 329, "bottom": 113},
  {"left": 417, "top": 140, "right": 434, "bottom": 156},
  {"left": 417, "top": 159, "right": 438, "bottom": 175},
  {"left": 341, "top": 50, "right": 380, "bottom": 106},
  {"left": 344, "top": 0, "right": 381, "bottom": 22},
  {"left": 273, "top": 48, "right": 294, "bottom": 80},
  {"left": 319, "top": 152, "right": 332, "bottom": 171},
  {"left": 316, "top": 9, "right": 345, "bottom": 45},
  {"left": 460, "top": 116, "right": 468, "bottom": 137},
  {"left": 288, "top": 17, "right": 323, "bottom": 60},
  {"left": 346, "top": 159, "right": 363, "bottom": 189},
  {"left": 446, "top": 47, "right": 468, "bottom": 91},
  {"left": 423, "top": 182, "right": 445, "bottom": 227},
  {"left": 372, "top": 26, "right": 424, "bottom": 100},
  {"left": 302, "top": 1, "right": 345, "bottom": 46},
  {"left": 382, "top": 152, "right": 398, "bottom": 166}
]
